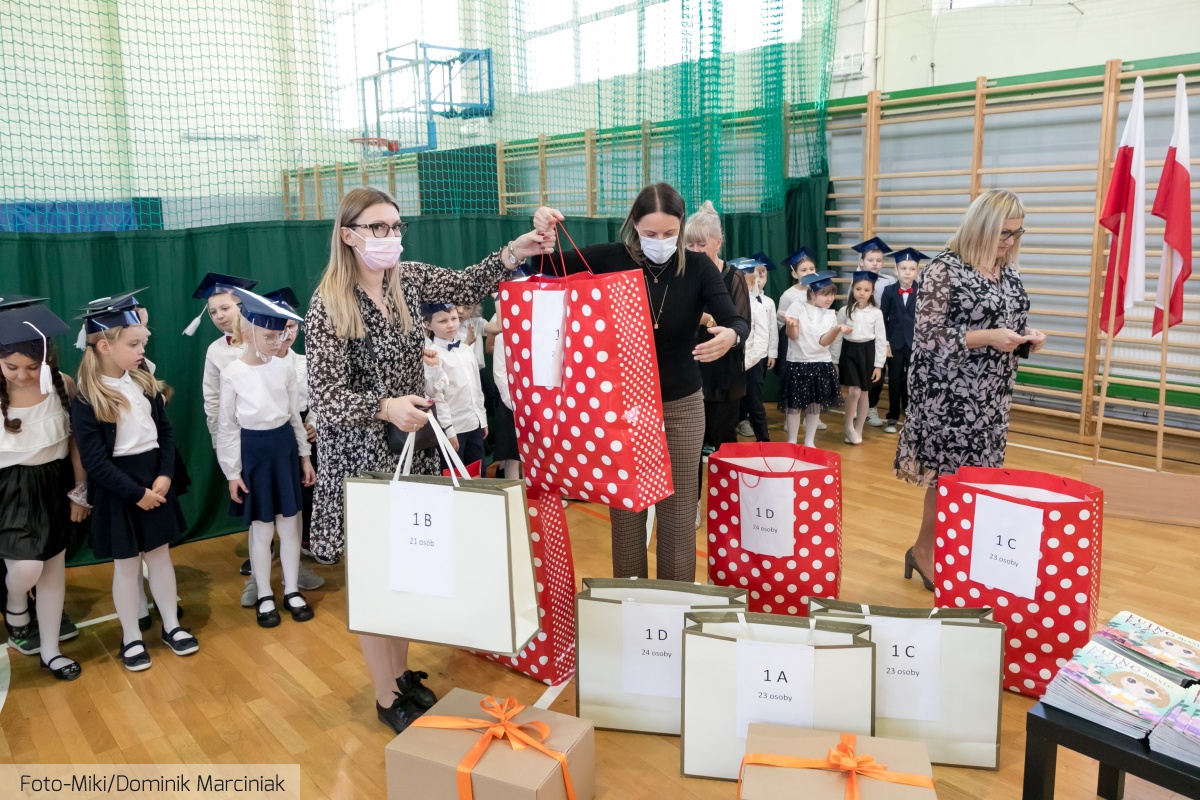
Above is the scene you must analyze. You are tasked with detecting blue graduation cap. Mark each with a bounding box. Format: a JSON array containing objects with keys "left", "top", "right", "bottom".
[
  {"left": 749, "top": 251, "right": 777, "bottom": 271},
  {"left": 420, "top": 302, "right": 455, "bottom": 318},
  {"left": 262, "top": 287, "right": 301, "bottom": 314},
  {"left": 800, "top": 271, "right": 837, "bottom": 290},
  {"left": 232, "top": 288, "right": 302, "bottom": 332},
  {"left": 184, "top": 273, "right": 259, "bottom": 336},
  {"left": 0, "top": 293, "right": 49, "bottom": 311},
  {"left": 728, "top": 256, "right": 767, "bottom": 272},
  {"left": 783, "top": 247, "right": 817, "bottom": 268},
  {"left": 891, "top": 247, "right": 929, "bottom": 265},
  {"left": 851, "top": 270, "right": 880, "bottom": 284},
  {"left": 77, "top": 290, "right": 145, "bottom": 348},
  {"left": 0, "top": 304, "right": 70, "bottom": 394},
  {"left": 851, "top": 237, "right": 892, "bottom": 255}
]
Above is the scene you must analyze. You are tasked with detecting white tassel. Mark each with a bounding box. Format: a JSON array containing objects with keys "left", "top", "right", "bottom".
[
  {"left": 39, "top": 363, "right": 53, "bottom": 395},
  {"left": 75, "top": 323, "right": 87, "bottom": 350},
  {"left": 182, "top": 309, "right": 205, "bottom": 336}
]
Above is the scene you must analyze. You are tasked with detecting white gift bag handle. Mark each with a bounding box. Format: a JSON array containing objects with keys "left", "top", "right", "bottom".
[{"left": 392, "top": 413, "right": 473, "bottom": 487}]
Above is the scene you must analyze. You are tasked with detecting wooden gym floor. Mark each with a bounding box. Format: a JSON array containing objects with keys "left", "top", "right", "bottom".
[{"left": 1, "top": 408, "right": 1196, "bottom": 799}]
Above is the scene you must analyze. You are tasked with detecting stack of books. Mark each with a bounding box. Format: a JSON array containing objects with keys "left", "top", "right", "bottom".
[
  {"left": 1094, "top": 611, "right": 1200, "bottom": 688},
  {"left": 1149, "top": 685, "right": 1200, "bottom": 767}
]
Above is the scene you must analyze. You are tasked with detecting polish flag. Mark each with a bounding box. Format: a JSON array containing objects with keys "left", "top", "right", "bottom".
[
  {"left": 1151, "top": 74, "right": 1192, "bottom": 335},
  {"left": 1098, "top": 76, "right": 1147, "bottom": 336}
]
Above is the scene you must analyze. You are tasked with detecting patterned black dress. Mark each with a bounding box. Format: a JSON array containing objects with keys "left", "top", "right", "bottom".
[
  {"left": 305, "top": 254, "right": 508, "bottom": 561},
  {"left": 893, "top": 250, "right": 1030, "bottom": 487}
]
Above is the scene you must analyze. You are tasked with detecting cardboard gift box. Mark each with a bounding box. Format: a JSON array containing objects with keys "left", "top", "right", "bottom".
[
  {"left": 809, "top": 598, "right": 1005, "bottom": 769},
  {"left": 681, "top": 612, "right": 875, "bottom": 781},
  {"left": 738, "top": 724, "right": 936, "bottom": 800},
  {"left": 576, "top": 578, "right": 748, "bottom": 734},
  {"left": 386, "top": 689, "right": 595, "bottom": 800}
]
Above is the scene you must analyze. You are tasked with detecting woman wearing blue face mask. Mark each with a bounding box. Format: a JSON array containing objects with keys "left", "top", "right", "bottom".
[{"left": 533, "top": 183, "right": 749, "bottom": 583}]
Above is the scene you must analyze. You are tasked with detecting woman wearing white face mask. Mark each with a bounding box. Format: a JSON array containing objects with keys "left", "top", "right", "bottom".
[
  {"left": 533, "top": 183, "right": 749, "bottom": 583},
  {"left": 305, "top": 188, "right": 551, "bottom": 735}
]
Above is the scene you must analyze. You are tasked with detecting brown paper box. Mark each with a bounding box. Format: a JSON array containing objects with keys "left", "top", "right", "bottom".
[
  {"left": 386, "top": 689, "right": 595, "bottom": 800},
  {"left": 740, "top": 724, "right": 937, "bottom": 800}
]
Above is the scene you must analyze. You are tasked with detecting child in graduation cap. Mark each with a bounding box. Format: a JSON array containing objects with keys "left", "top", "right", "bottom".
[
  {"left": 732, "top": 257, "right": 777, "bottom": 442},
  {"left": 851, "top": 237, "right": 894, "bottom": 428},
  {"left": 218, "top": 289, "right": 316, "bottom": 629},
  {"left": 879, "top": 248, "right": 926, "bottom": 433},
  {"left": 774, "top": 248, "right": 826, "bottom": 431},
  {"left": 0, "top": 298, "right": 87, "bottom": 680},
  {"left": 72, "top": 290, "right": 197, "bottom": 672},
  {"left": 830, "top": 271, "right": 887, "bottom": 445},
  {"left": 780, "top": 272, "right": 850, "bottom": 446}
]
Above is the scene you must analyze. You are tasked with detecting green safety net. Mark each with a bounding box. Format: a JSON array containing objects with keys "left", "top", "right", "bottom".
[{"left": 1, "top": 0, "right": 839, "bottom": 231}]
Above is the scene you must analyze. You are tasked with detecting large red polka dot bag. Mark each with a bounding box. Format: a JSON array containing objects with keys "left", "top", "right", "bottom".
[
  {"left": 500, "top": 267, "right": 673, "bottom": 513},
  {"left": 706, "top": 442, "right": 843, "bottom": 616},
  {"left": 474, "top": 486, "right": 577, "bottom": 685},
  {"left": 933, "top": 467, "right": 1103, "bottom": 698}
]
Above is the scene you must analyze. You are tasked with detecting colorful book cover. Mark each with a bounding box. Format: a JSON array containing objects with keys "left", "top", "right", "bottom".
[
  {"left": 1161, "top": 686, "right": 1200, "bottom": 741},
  {"left": 1058, "top": 641, "right": 1186, "bottom": 726},
  {"left": 1095, "top": 611, "right": 1200, "bottom": 682}
]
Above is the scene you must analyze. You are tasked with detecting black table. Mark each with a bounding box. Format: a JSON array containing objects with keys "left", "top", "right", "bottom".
[{"left": 1023, "top": 702, "right": 1200, "bottom": 799}]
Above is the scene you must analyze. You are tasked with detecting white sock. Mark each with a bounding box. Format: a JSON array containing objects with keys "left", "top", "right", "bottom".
[
  {"left": 276, "top": 514, "right": 303, "bottom": 607},
  {"left": 804, "top": 413, "right": 820, "bottom": 447},
  {"left": 143, "top": 544, "right": 181, "bottom": 634},
  {"left": 250, "top": 520, "right": 276, "bottom": 612},
  {"left": 112, "top": 557, "right": 144, "bottom": 651},
  {"left": 785, "top": 411, "right": 802, "bottom": 444},
  {"left": 33, "top": 552, "right": 66, "bottom": 662}
]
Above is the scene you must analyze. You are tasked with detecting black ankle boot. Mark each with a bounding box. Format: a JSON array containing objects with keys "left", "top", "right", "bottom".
[
  {"left": 376, "top": 693, "right": 419, "bottom": 735},
  {"left": 396, "top": 669, "right": 437, "bottom": 710}
]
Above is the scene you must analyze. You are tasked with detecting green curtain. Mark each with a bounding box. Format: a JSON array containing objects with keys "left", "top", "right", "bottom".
[{"left": 0, "top": 189, "right": 828, "bottom": 566}]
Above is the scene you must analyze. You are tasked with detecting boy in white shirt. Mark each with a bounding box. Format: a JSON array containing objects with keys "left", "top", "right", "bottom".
[
  {"left": 850, "top": 237, "right": 895, "bottom": 428},
  {"left": 733, "top": 258, "right": 778, "bottom": 442},
  {"left": 423, "top": 303, "right": 487, "bottom": 468}
]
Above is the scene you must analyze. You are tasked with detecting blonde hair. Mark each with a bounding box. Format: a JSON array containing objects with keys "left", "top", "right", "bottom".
[
  {"left": 316, "top": 187, "right": 413, "bottom": 339},
  {"left": 76, "top": 328, "right": 160, "bottom": 424},
  {"left": 683, "top": 200, "right": 722, "bottom": 255},
  {"left": 947, "top": 189, "right": 1026, "bottom": 271}
]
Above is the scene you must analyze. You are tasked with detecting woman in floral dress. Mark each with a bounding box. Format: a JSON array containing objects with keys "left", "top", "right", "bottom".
[
  {"left": 894, "top": 189, "right": 1047, "bottom": 589},
  {"left": 305, "top": 187, "right": 551, "bottom": 733}
]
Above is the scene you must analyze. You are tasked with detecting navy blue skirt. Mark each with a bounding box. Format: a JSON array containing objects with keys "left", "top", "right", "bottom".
[
  {"left": 778, "top": 361, "right": 842, "bottom": 411},
  {"left": 90, "top": 449, "right": 186, "bottom": 561},
  {"left": 230, "top": 424, "right": 303, "bottom": 524}
]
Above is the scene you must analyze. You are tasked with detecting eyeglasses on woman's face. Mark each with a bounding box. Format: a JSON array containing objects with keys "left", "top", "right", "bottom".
[
  {"left": 999, "top": 228, "right": 1025, "bottom": 242},
  {"left": 347, "top": 221, "right": 408, "bottom": 238}
]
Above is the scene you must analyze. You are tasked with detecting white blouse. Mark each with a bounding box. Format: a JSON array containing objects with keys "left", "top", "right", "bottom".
[
  {"left": 203, "top": 335, "right": 244, "bottom": 446},
  {"left": 279, "top": 349, "right": 310, "bottom": 413},
  {"left": 0, "top": 393, "right": 69, "bottom": 468},
  {"left": 101, "top": 372, "right": 159, "bottom": 457},
  {"left": 782, "top": 300, "right": 837, "bottom": 364},
  {"left": 777, "top": 285, "right": 806, "bottom": 325},
  {"left": 455, "top": 316, "right": 487, "bottom": 368},
  {"left": 216, "top": 357, "right": 311, "bottom": 480},
  {"left": 830, "top": 304, "right": 887, "bottom": 368},
  {"left": 491, "top": 327, "right": 513, "bottom": 411}
]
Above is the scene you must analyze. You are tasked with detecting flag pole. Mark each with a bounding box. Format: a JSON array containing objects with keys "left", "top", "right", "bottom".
[
  {"left": 1154, "top": 319, "right": 1170, "bottom": 471},
  {"left": 1091, "top": 252, "right": 1123, "bottom": 465}
]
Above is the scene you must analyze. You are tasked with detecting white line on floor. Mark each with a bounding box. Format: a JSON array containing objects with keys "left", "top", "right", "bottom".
[
  {"left": 1007, "top": 442, "right": 1153, "bottom": 471},
  {"left": 533, "top": 677, "right": 571, "bottom": 709},
  {"left": 0, "top": 644, "right": 9, "bottom": 717}
]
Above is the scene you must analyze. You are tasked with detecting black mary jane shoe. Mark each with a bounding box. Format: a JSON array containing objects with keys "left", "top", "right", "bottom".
[
  {"left": 396, "top": 669, "right": 437, "bottom": 711},
  {"left": 140, "top": 603, "right": 183, "bottom": 632},
  {"left": 255, "top": 596, "right": 281, "bottom": 629},
  {"left": 161, "top": 626, "right": 200, "bottom": 656},
  {"left": 376, "top": 693, "right": 421, "bottom": 735},
  {"left": 282, "top": 592, "right": 314, "bottom": 623},
  {"left": 120, "top": 640, "right": 152, "bottom": 672},
  {"left": 41, "top": 654, "right": 82, "bottom": 682}
]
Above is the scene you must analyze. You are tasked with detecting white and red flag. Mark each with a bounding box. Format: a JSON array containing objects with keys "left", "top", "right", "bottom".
[
  {"left": 1098, "top": 76, "right": 1147, "bottom": 336},
  {"left": 1151, "top": 74, "right": 1192, "bottom": 335}
]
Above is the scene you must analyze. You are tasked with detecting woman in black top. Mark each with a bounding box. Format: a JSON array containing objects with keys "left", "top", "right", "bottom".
[{"left": 535, "top": 183, "right": 749, "bottom": 581}]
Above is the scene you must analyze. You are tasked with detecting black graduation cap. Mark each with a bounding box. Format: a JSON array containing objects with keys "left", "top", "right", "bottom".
[
  {"left": 420, "top": 302, "right": 455, "bottom": 318},
  {"left": 0, "top": 305, "right": 69, "bottom": 393},
  {"left": 851, "top": 270, "right": 880, "bottom": 284},
  {"left": 0, "top": 294, "right": 49, "bottom": 311},
  {"left": 262, "top": 287, "right": 301, "bottom": 314},
  {"left": 76, "top": 291, "right": 145, "bottom": 348},
  {"left": 784, "top": 247, "right": 817, "bottom": 268},
  {"left": 78, "top": 287, "right": 148, "bottom": 315},
  {"left": 232, "top": 288, "right": 302, "bottom": 332},
  {"left": 800, "top": 271, "right": 837, "bottom": 290},
  {"left": 749, "top": 251, "right": 777, "bottom": 271},
  {"left": 851, "top": 236, "right": 892, "bottom": 255},
  {"left": 891, "top": 247, "right": 929, "bottom": 265},
  {"left": 728, "top": 256, "right": 767, "bottom": 272},
  {"left": 184, "top": 273, "right": 259, "bottom": 336}
]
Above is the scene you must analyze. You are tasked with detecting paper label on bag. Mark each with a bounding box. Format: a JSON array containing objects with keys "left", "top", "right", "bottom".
[
  {"left": 621, "top": 601, "right": 690, "bottom": 697},
  {"left": 531, "top": 290, "right": 567, "bottom": 388},
  {"left": 389, "top": 482, "right": 455, "bottom": 598},
  {"left": 739, "top": 474, "right": 797, "bottom": 557},
  {"left": 735, "top": 639, "right": 815, "bottom": 738},
  {"left": 969, "top": 493, "right": 1044, "bottom": 599},
  {"left": 865, "top": 616, "right": 943, "bottom": 721}
]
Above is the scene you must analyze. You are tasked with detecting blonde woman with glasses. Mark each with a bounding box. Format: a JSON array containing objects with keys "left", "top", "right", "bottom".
[{"left": 893, "top": 189, "right": 1046, "bottom": 591}]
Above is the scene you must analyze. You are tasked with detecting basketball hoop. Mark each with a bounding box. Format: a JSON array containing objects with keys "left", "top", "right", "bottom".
[{"left": 350, "top": 137, "right": 399, "bottom": 153}]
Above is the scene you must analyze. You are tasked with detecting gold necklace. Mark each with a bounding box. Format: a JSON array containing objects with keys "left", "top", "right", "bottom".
[
  {"left": 644, "top": 276, "right": 669, "bottom": 330},
  {"left": 644, "top": 261, "right": 670, "bottom": 284}
]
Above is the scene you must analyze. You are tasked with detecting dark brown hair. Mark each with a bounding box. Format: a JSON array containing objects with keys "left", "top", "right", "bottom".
[
  {"left": 620, "top": 182, "right": 689, "bottom": 276},
  {"left": 0, "top": 340, "right": 71, "bottom": 433}
]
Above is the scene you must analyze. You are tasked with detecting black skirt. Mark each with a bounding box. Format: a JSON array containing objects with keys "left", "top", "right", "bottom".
[
  {"left": 230, "top": 424, "right": 303, "bottom": 524},
  {"left": 492, "top": 404, "right": 519, "bottom": 462},
  {"left": 90, "top": 449, "right": 186, "bottom": 561},
  {"left": 0, "top": 457, "right": 72, "bottom": 560},
  {"left": 839, "top": 339, "right": 877, "bottom": 390},
  {"left": 778, "top": 361, "right": 842, "bottom": 411}
]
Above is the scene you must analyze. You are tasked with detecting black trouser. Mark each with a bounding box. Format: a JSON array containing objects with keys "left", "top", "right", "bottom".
[
  {"left": 887, "top": 346, "right": 912, "bottom": 423},
  {"left": 739, "top": 359, "right": 770, "bottom": 442},
  {"left": 869, "top": 361, "right": 886, "bottom": 409}
]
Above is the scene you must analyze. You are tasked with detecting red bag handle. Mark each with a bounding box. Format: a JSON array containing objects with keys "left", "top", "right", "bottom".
[{"left": 554, "top": 220, "right": 594, "bottom": 275}]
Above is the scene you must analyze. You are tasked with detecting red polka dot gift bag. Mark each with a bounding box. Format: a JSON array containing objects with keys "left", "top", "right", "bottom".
[
  {"left": 706, "top": 442, "right": 843, "bottom": 615},
  {"left": 933, "top": 467, "right": 1103, "bottom": 697},
  {"left": 500, "top": 261, "right": 673, "bottom": 513},
  {"left": 474, "top": 486, "right": 577, "bottom": 685}
]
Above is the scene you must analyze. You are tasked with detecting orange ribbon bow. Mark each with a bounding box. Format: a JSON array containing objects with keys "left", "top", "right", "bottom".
[
  {"left": 410, "top": 695, "right": 577, "bottom": 800},
  {"left": 738, "top": 733, "right": 935, "bottom": 800}
]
